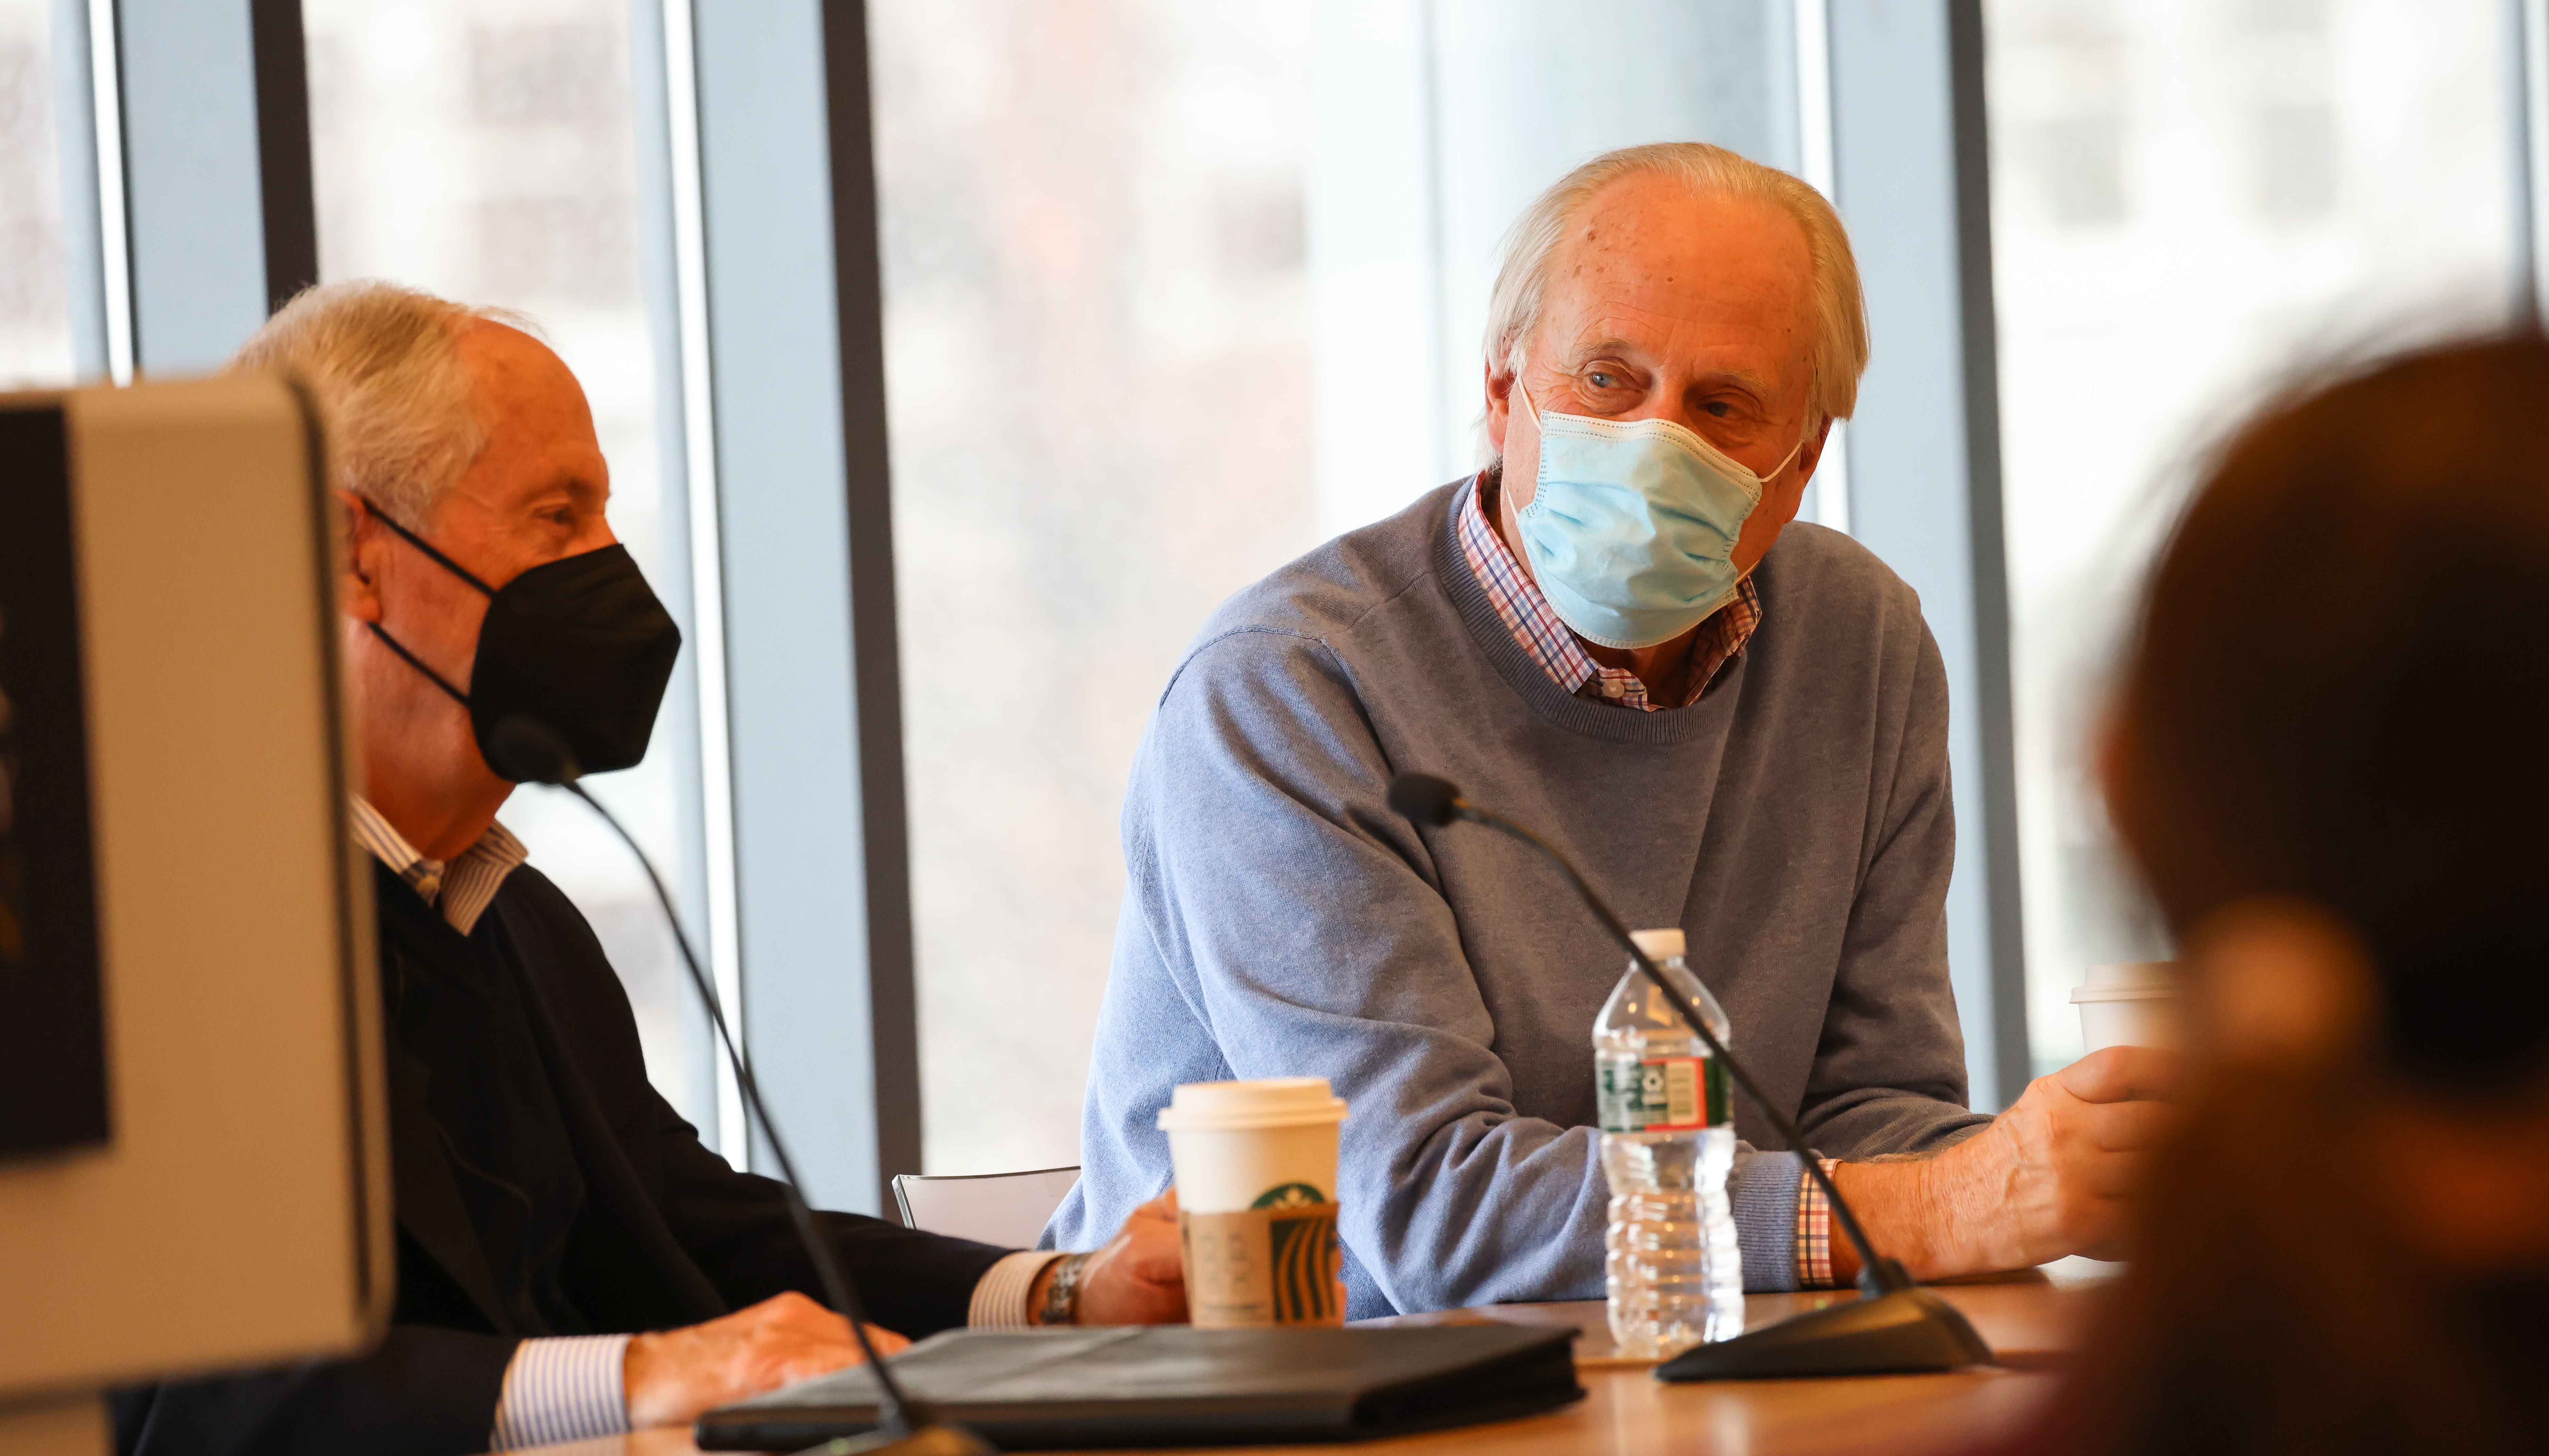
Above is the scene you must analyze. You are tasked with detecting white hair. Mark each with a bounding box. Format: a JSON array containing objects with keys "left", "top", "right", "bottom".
[
  {"left": 1483, "top": 142, "right": 1870, "bottom": 427},
  {"left": 226, "top": 279, "right": 538, "bottom": 529}
]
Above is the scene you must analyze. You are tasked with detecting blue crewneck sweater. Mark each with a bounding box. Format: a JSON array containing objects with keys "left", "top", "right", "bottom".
[{"left": 1045, "top": 480, "right": 1987, "bottom": 1317}]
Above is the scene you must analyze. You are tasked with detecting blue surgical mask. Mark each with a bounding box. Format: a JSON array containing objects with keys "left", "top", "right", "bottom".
[{"left": 1511, "top": 383, "right": 1805, "bottom": 650}]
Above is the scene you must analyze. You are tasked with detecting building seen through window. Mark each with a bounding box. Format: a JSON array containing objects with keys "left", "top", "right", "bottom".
[
  {"left": 304, "top": 0, "right": 718, "bottom": 1134},
  {"left": 0, "top": 0, "right": 75, "bottom": 389},
  {"left": 871, "top": 0, "right": 1321, "bottom": 1175},
  {"left": 1986, "top": 0, "right": 2520, "bottom": 1071}
]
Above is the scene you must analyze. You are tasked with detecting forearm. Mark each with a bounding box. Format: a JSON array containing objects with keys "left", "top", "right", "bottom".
[
  {"left": 1829, "top": 1158, "right": 1967, "bottom": 1281},
  {"left": 1828, "top": 1125, "right": 2049, "bottom": 1280},
  {"left": 652, "top": 1111, "right": 1008, "bottom": 1338},
  {"left": 1832, "top": 1048, "right": 2179, "bottom": 1283},
  {"left": 1356, "top": 1116, "right": 1614, "bottom": 1310}
]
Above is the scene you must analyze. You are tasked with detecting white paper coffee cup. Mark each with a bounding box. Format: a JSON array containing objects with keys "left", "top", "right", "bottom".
[
  {"left": 1157, "top": 1078, "right": 1347, "bottom": 1327},
  {"left": 2072, "top": 961, "right": 2183, "bottom": 1052}
]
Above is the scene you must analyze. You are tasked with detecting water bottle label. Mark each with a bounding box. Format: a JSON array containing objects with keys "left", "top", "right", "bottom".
[{"left": 1599, "top": 1055, "right": 1729, "bottom": 1132}]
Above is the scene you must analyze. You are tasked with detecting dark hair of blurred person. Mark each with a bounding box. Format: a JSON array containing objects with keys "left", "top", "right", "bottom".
[{"left": 2018, "top": 334, "right": 2549, "bottom": 1456}]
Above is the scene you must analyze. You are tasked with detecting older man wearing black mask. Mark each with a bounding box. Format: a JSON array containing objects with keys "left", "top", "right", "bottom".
[{"left": 111, "top": 281, "right": 1184, "bottom": 1456}]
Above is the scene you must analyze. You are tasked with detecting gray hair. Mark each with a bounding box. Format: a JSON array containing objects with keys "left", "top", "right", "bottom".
[
  {"left": 226, "top": 279, "right": 536, "bottom": 529},
  {"left": 1483, "top": 141, "right": 1870, "bottom": 425}
]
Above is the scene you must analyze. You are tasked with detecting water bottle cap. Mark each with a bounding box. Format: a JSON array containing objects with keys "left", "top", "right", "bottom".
[{"left": 1630, "top": 928, "right": 1685, "bottom": 960}]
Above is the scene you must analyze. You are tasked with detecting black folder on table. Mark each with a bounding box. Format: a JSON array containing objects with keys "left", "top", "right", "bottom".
[{"left": 694, "top": 1324, "right": 1584, "bottom": 1450}]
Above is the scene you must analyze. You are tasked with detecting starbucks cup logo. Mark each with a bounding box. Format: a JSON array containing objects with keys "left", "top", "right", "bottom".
[{"left": 1157, "top": 1079, "right": 1348, "bottom": 1327}]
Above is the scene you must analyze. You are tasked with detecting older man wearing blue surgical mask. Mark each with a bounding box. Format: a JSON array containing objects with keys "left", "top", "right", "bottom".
[{"left": 1051, "top": 142, "right": 2169, "bottom": 1316}]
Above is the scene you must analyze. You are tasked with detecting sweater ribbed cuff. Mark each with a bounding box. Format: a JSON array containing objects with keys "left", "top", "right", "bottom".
[{"left": 1732, "top": 1150, "right": 1804, "bottom": 1293}]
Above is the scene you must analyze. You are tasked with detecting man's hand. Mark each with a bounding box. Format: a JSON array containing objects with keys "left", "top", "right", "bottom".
[
  {"left": 622, "top": 1292, "right": 909, "bottom": 1429},
  {"left": 1036, "top": 1189, "right": 1188, "bottom": 1325},
  {"left": 1835, "top": 1045, "right": 2180, "bottom": 1279}
]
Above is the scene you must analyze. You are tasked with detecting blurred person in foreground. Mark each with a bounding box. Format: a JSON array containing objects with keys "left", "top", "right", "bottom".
[
  {"left": 114, "top": 280, "right": 1184, "bottom": 1456},
  {"left": 2007, "top": 335, "right": 2549, "bottom": 1455}
]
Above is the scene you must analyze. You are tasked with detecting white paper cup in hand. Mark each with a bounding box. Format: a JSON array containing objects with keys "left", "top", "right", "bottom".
[
  {"left": 1157, "top": 1078, "right": 1347, "bottom": 1327},
  {"left": 2072, "top": 961, "right": 2183, "bottom": 1052}
]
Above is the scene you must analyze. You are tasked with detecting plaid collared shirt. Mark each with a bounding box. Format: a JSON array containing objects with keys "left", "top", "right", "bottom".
[
  {"left": 1797, "top": 1159, "right": 1839, "bottom": 1289},
  {"left": 1454, "top": 470, "right": 1761, "bottom": 711},
  {"left": 1457, "top": 474, "right": 1840, "bottom": 1286}
]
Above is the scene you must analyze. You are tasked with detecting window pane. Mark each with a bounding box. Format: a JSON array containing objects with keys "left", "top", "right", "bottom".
[
  {"left": 304, "top": 0, "right": 718, "bottom": 1133},
  {"left": 0, "top": 0, "right": 78, "bottom": 388},
  {"left": 1986, "top": 0, "right": 2519, "bottom": 1072},
  {"left": 871, "top": 0, "right": 1320, "bottom": 1175}
]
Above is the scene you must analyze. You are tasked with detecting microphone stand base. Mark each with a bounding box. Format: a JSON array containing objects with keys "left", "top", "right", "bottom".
[
  {"left": 795, "top": 1422, "right": 999, "bottom": 1456},
  {"left": 1653, "top": 1288, "right": 1994, "bottom": 1382}
]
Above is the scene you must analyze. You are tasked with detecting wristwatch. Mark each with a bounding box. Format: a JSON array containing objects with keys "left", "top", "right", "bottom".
[{"left": 1036, "top": 1251, "right": 1092, "bottom": 1327}]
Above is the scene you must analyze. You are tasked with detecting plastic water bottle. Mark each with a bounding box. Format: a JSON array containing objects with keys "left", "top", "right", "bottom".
[{"left": 1595, "top": 927, "right": 1743, "bottom": 1357}]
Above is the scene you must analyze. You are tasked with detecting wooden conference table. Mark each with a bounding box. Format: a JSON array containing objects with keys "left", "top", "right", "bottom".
[{"left": 510, "top": 1260, "right": 2114, "bottom": 1456}]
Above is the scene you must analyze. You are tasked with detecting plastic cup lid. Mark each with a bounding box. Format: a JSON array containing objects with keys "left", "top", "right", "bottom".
[
  {"left": 2070, "top": 983, "right": 2180, "bottom": 1004},
  {"left": 1156, "top": 1077, "right": 1348, "bottom": 1132},
  {"left": 2084, "top": 961, "right": 2176, "bottom": 989},
  {"left": 2073, "top": 961, "right": 2179, "bottom": 1004}
]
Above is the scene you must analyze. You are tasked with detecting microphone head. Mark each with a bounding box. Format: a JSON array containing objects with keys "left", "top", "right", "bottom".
[
  {"left": 484, "top": 716, "right": 583, "bottom": 786},
  {"left": 1386, "top": 772, "right": 1464, "bottom": 827}
]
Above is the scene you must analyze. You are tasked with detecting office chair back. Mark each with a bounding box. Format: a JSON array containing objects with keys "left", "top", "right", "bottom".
[{"left": 891, "top": 1166, "right": 1082, "bottom": 1248}]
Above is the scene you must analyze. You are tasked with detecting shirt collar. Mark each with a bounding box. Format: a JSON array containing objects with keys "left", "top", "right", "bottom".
[
  {"left": 1456, "top": 469, "right": 1608, "bottom": 696},
  {"left": 349, "top": 796, "right": 529, "bottom": 936},
  {"left": 1454, "top": 470, "right": 1762, "bottom": 711}
]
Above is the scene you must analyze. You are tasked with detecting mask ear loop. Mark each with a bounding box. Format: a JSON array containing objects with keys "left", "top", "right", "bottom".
[
  {"left": 1499, "top": 380, "right": 1541, "bottom": 521},
  {"left": 366, "top": 504, "right": 499, "bottom": 599},
  {"left": 1764, "top": 362, "right": 1829, "bottom": 487},
  {"left": 364, "top": 621, "right": 474, "bottom": 711},
  {"left": 356, "top": 500, "right": 492, "bottom": 712},
  {"left": 1761, "top": 430, "right": 1809, "bottom": 486}
]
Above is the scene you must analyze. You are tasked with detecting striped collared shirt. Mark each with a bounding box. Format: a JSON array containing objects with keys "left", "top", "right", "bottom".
[
  {"left": 1454, "top": 469, "right": 1762, "bottom": 712},
  {"left": 1455, "top": 478, "right": 1839, "bottom": 1286},
  {"left": 349, "top": 798, "right": 1062, "bottom": 1447},
  {"left": 349, "top": 796, "right": 528, "bottom": 936}
]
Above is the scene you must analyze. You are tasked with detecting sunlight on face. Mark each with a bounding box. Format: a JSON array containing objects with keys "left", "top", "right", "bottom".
[
  {"left": 1533, "top": 177, "right": 1817, "bottom": 460},
  {"left": 432, "top": 322, "right": 618, "bottom": 586}
]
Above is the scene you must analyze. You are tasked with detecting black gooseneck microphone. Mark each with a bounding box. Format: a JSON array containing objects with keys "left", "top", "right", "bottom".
[
  {"left": 1384, "top": 771, "right": 1994, "bottom": 1381},
  {"left": 487, "top": 719, "right": 993, "bottom": 1456}
]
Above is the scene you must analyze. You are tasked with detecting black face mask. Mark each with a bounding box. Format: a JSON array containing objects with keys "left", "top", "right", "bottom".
[{"left": 366, "top": 510, "right": 682, "bottom": 783}]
